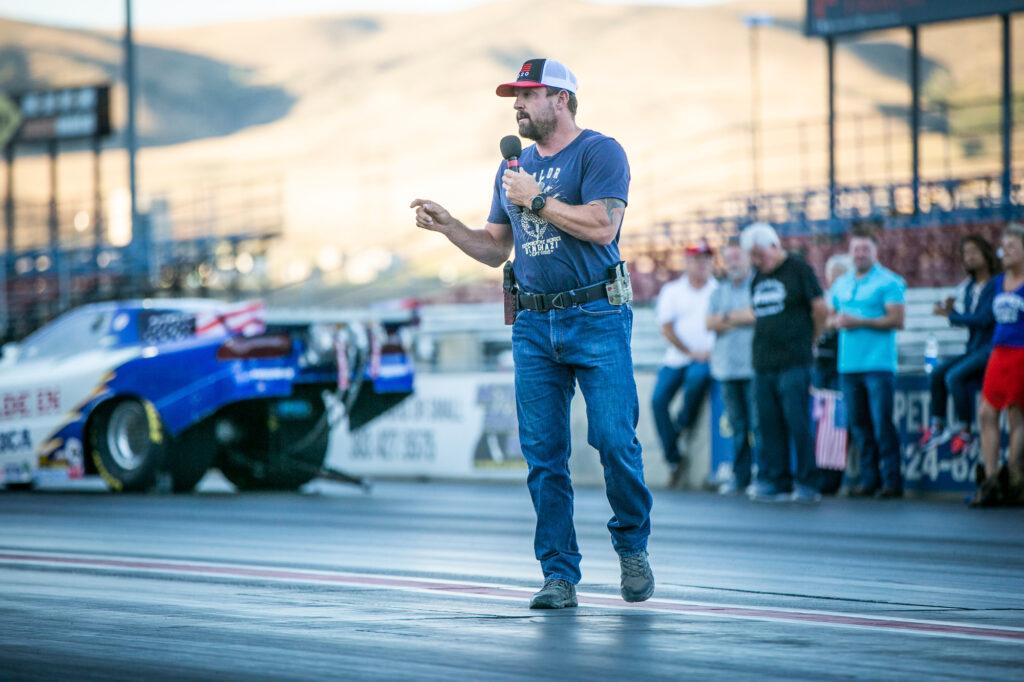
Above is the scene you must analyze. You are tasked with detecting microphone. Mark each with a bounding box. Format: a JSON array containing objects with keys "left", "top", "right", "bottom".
[{"left": 500, "top": 135, "right": 522, "bottom": 172}]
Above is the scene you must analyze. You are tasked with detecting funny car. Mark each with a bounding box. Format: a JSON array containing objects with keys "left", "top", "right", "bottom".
[{"left": 0, "top": 299, "right": 414, "bottom": 492}]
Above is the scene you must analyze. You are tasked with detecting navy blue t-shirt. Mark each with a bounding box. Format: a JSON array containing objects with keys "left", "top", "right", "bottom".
[{"left": 487, "top": 129, "right": 630, "bottom": 294}]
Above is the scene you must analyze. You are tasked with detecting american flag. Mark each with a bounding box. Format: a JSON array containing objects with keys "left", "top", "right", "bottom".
[
  {"left": 336, "top": 330, "right": 350, "bottom": 392},
  {"left": 195, "top": 300, "right": 266, "bottom": 338},
  {"left": 813, "top": 388, "right": 848, "bottom": 471},
  {"left": 368, "top": 326, "right": 382, "bottom": 379}
]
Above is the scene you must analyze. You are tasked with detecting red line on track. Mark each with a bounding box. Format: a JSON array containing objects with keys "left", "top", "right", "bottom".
[{"left": 1, "top": 551, "right": 1021, "bottom": 643}]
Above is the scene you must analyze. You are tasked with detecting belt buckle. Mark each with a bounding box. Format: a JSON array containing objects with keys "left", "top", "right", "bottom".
[{"left": 550, "top": 291, "right": 570, "bottom": 310}]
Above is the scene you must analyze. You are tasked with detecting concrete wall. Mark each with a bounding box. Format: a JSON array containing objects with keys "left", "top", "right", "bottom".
[
  {"left": 328, "top": 369, "right": 713, "bottom": 490},
  {"left": 568, "top": 371, "right": 711, "bottom": 490}
]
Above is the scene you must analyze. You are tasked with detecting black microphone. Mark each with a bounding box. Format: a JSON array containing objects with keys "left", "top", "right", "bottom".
[{"left": 500, "top": 135, "right": 522, "bottom": 172}]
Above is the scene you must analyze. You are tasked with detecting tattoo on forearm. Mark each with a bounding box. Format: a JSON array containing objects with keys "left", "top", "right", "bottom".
[{"left": 593, "top": 198, "right": 626, "bottom": 229}]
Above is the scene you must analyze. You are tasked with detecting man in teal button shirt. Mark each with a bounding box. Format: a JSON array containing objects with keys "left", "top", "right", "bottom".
[{"left": 829, "top": 230, "right": 906, "bottom": 498}]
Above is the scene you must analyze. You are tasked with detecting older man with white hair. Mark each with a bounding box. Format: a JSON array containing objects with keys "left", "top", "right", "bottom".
[{"left": 740, "top": 222, "right": 829, "bottom": 503}]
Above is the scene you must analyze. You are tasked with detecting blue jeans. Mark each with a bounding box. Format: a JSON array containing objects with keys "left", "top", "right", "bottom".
[
  {"left": 813, "top": 366, "right": 840, "bottom": 391},
  {"left": 841, "top": 371, "right": 902, "bottom": 492},
  {"left": 651, "top": 362, "right": 712, "bottom": 464},
  {"left": 753, "top": 365, "right": 817, "bottom": 491},
  {"left": 721, "top": 378, "right": 758, "bottom": 488},
  {"left": 929, "top": 348, "right": 989, "bottom": 427},
  {"left": 512, "top": 299, "right": 653, "bottom": 585}
]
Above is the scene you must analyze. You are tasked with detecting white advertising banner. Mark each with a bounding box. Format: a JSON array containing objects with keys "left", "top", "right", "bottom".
[{"left": 326, "top": 373, "right": 527, "bottom": 480}]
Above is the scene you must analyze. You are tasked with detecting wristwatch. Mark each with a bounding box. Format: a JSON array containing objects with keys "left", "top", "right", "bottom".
[{"left": 530, "top": 194, "right": 547, "bottom": 213}]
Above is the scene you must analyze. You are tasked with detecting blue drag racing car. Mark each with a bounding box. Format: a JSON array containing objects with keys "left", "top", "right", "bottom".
[{"left": 0, "top": 299, "right": 414, "bottom": 492}]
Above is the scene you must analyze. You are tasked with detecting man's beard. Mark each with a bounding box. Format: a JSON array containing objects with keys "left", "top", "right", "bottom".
[{"left": 518, "top": 111, "right": 556, "bottom": 142}]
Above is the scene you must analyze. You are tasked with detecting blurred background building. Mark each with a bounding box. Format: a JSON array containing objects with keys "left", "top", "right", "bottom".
[{"left": 0, "top": 0, "right": 1020, "bottom": 329}]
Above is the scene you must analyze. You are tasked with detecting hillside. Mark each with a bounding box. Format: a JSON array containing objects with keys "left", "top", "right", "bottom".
[
  {"left": 0, "top": 0, "right": 1018, "bottom": 286},
  {"left": 0, "top": 19, "right": 294, "bottom": 147}
]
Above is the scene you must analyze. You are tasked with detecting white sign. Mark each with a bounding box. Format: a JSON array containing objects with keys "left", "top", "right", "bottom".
[{"left": 327, "top": 373, "right": 526, "bottom": 480}]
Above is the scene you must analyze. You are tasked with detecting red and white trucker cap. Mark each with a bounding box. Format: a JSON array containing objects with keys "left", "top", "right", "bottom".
[{"left": 496, "top": 58, "right": 578, "bottom": 97}]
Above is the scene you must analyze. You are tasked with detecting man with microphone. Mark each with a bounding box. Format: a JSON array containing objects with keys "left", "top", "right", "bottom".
[{"left": 411, "top": 58, "right": 654, "bottom": 609}]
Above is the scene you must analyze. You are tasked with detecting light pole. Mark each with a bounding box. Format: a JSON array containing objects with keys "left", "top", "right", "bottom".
[
  {"left": 744, "top": 13, "right": 773, "bottom": 197},
  {"left": 124, "top": 0, "right": 139, "bottom": 247}
]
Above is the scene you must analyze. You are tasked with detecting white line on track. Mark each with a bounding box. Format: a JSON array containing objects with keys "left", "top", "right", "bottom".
[{"left": 1, "top": 550, "right": 1021, "bottom": 644}]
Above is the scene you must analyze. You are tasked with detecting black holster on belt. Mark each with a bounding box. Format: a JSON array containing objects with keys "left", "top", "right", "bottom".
[
  {"left": 502, "top": 261, "right": 519, "bottom": 325},
  {"left": 605, "top": 260, "right": 633, "bottom": 306}
]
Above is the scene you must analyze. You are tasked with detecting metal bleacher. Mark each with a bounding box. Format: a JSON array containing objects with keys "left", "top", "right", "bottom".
[
  {"left": 898, "top": 286, "right": 968, "bottom": 371},
  {"left": 412, "top": 286, "right": 969, "bottom": 375},
  {"left": 414, "top": 302, "right": 665, "bottom": 372}
]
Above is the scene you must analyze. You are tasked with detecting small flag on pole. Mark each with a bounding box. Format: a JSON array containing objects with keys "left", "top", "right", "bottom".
[{"left": 813, "top": 388, "right": 847, "bottom": 471}]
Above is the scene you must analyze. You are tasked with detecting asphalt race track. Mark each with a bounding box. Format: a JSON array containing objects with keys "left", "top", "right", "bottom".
[{"left": 0, "top": 478, "right": 1022, "bottom": 680}]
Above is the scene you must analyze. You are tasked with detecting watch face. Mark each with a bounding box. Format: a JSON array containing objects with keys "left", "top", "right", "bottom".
[{"left": 531, "top": 195, "right": 546, "bottom": 212}]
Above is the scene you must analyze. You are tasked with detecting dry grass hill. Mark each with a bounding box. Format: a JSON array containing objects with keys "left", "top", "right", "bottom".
[{"left": 0, "top": 0, "right": 1019, "bottom": 288}]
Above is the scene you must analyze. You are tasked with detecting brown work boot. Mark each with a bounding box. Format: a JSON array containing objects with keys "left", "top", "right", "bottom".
[
  {"left": 1002, "top": 465, "right": 1024, "bottom": 506},
  {"left": 667, "top": 460, "right": 687, "bottom": 489},
  {"left": 969, "top": 465, "right": 1003, "bottom": 508}
]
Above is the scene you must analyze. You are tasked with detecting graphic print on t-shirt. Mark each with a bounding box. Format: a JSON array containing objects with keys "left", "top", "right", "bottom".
[
  {"left": 507, "top": 166, "right": 563, "bottom": 257},
  {"left": 993, "top": 290, "right": 1024, "bottom": 324},
  {"left": 752, "top": 278, "right": 786, "bottom": 317},
  {"left": 487, "top": 129, "right": 630, "bottom": 294}
]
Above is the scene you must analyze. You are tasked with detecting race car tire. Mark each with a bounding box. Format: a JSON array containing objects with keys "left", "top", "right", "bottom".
[
  {"left": 89, "top": 398, "right": 167, "bottom": 493},
  {"left": 168, "top": 421, "right": 217, "bottom": 493},
  {"left": 218, "top": 391, "right": 330, "bottom": 492},
  {"left": 4, "top": 481, "right": 35, "bottom": 492}
]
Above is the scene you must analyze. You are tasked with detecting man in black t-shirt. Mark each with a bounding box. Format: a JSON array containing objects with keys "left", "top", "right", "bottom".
[{"left": 740, "top": 223, "right": 828, "bottom": 504}]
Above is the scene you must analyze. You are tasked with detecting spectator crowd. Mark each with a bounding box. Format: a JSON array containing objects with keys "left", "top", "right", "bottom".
[{"left": 652, "top": 221, "right": 1024, "bottom": 507}]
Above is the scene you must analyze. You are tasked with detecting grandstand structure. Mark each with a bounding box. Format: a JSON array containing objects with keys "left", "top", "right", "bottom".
[
  {"left": 622, "top": 1, "right": 1022, "bottom": 299},
  {"left": 0, "top": 173, "right": 283, "bottom": 342},
  {"left": 0, "top": 84, "right": 283, "bottom": 341},
  {"left": 2, "top": 2, "right": 1020, "bottom": 347}
]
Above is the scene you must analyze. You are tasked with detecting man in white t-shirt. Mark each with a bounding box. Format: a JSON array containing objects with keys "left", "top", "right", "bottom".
[{"left": 652, "top": 243, "right": 717, "bottom": 487}]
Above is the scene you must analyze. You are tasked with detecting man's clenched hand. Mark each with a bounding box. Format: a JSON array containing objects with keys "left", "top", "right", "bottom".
[{"left": 501, "top": 170, "right": 541, "bottom": 209}]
